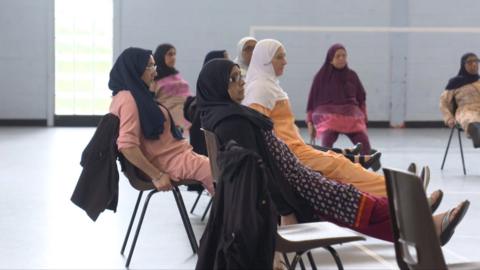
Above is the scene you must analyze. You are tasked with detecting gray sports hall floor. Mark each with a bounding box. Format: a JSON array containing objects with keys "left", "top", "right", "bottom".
[{"left": 0, "top": 127, "right": 478, "bottom": 269}]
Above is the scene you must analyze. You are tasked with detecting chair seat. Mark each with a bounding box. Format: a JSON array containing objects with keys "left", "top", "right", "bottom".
[
  {"left": 448, "top": 262, "right": 480, "bottom": 270},
  {"left": 276, "top": 222, "right": 365, "bottom": 253}
]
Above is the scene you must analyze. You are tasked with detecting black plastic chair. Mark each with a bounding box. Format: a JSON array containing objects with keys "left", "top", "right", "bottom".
[
  {"left": 441, "top": 123, "right": 467, "bottom": 175},
  {"left": 203, "top": 129, "right": 365, "bottom": 270},
  {"left": 383, "top": 167, "right": 480, "bottom": 270},
  {"left": 118, "top": 155, "right": 200, "bottom": 268}
]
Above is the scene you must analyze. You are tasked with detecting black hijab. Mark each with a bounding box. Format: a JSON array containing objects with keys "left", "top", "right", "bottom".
[
  {"left": 196, "top": 59, "right": 273, "bottom": 131},
  {"left": 202, "top": 50, "right": 227, "bottom": 65},
  {"left": 445, "top": 52, "right": 480, "bottom": 90},
  {"left": 153, "top": 43, "right": 179, "bottom": 80},
  {"left": 108, "top": 47, "right": 182, "bottom": 140}
]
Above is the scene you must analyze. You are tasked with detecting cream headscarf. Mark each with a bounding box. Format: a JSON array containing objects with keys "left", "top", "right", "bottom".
[
  {"left": 243, "top": 39, "right": 288, "bottom": 110},
  {"left": 234, "top": 37, "right": 257, "bottom": 74}
]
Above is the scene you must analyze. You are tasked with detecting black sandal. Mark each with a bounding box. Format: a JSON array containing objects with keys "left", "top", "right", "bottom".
[{"left": 440, "top": 200, "right": 470, "bottom": 246}]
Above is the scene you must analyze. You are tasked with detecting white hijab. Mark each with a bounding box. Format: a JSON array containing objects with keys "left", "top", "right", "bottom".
[
  {"left": 243, "top": 39, "right": 288, "bottom": 110},
  {"left": 234, "top": 36, "right": 257, "bottom": 72}
]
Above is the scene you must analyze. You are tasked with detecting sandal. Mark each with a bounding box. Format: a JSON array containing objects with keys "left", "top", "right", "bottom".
[
  {"left": 428, "top": 190, "right": 443, "bottom": 213},
  {"left": 361, "top": 152, "right": 382, "bottom": 171},
  {"left": 420, "top": 166, "right": 430, "bottom": 190},
  {"left": 345, "top": 143, "right": 363, "bottom": 155},
  {"left": 440, "top": 200, "right": 470, "bottom": 246}
]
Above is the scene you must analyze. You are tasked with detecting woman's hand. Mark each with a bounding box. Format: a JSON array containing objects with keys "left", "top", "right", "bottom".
[
  {"left": 447, "top": 118, "right": 456, "bottom": 128},
  {"left": 281, "top": 213, "right": 298, "bottom": 226},
  {"left": 307, "top": 122, "right": 316, "bottom": 141},
  {"left": 152, "top": 172, "right": 173, "bottom": 191}
]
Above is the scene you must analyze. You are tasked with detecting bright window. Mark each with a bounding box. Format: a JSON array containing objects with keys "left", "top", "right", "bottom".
[{"left": 55, "top": 0, "right": 112, "bottom": 115}]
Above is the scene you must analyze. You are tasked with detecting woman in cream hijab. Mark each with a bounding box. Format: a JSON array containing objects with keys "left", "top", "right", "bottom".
[
  {"left": 244, "top": 39, "right": 390, "bottom": 196},
  {"left": 234, "top": 37, "right": 257, "bottom": 77}
]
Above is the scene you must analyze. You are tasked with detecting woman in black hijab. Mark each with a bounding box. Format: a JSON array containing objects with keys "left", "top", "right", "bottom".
[
  {"left": 108, "top": 47, "right": 214, "bottom": 194},
  {"left": 196, "top": 59, "right": 470, "bottom": 246},
  {"left": 440, "top": 52, "right": 480, "bottom": 147}
]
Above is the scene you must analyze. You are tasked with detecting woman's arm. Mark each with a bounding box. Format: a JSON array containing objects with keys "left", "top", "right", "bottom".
[{"left": 121, "top": 146, "right": 172, "bottom": 191}]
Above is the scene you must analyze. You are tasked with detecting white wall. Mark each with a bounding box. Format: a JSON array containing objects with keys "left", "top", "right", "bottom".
[
  {"left": 1, "top": 0, "right": 479, "bottom": 124},
  {"left": 0, "top": 0, "right": 53, "bottom": 121},
  {"left": 115, "top": 0, "right": 480, "bottom": 123}
]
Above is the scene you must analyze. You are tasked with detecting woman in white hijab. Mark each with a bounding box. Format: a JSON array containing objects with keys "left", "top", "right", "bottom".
[
  {"left": 243, "top": 39, "right": 389, "bottom": 196},
  {"left": 234, "top": 37, "right": 257, "bottom": 77}
]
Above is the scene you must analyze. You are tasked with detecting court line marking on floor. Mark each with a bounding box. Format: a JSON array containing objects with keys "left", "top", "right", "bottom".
[
  {"left": 250, "top": 26, "right": 480, "bottom": 36},
  {"left": 352, "top": 242, "right": 396, "bottom": 270}
]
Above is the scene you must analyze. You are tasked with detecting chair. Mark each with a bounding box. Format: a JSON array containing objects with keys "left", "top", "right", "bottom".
[
  {"left": 118, "top": 155, "right": 200, "bottom": 268},
  {"left": 203, "top": 129, "right": 366, "bottom": 270},
  {"left": 441, "top": 124, "right": 467, "bottom": 175},
  {"left": 383, "top": 167, "right": 480, "bottom": 270}
]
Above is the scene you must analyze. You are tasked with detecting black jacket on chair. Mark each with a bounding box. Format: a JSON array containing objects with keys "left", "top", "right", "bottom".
[
  {"left": 196, "top": 142, "right": 277, "bottom": 270},
  {"left": 71, "top": 113, "right": 120, "bottom": 221}
]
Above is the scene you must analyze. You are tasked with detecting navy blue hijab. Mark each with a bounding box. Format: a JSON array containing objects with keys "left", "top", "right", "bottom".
[
  {"left": 108, "top": 47, "right": 182, "bottom": 140},
  {"left": 202, "top": 50, "right": 227, "bottom": 65},
  {"left": 153, "top": 43, "right": 179, "bottom": 80},
  {"left": 445, "top": 52, "right": 480, "bottom": 90}
]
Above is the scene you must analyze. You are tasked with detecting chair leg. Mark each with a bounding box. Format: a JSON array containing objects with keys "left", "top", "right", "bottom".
[
  {"left": 125, "top": 189, "right": 157, "bottom": 268},
  {"left": 457, "top": 128, "right": 467, "bottom": 175},
  {"left": 190, "top": 191, "right": 202, "bottom": 214},
  {"left": 172, "top": 186, "right": 199, "bottom": 253},
  {"left": 307, "top": 251, "right": 318, "bottom": 270},
  {"left": 200, "top": 197, "right": 213, "bottom": 222},
  {"left": 298, "top": 255, "right": 307, "bottom": 270},
  {"left": 290, "top": 254, "right": 302, "bottom": 270},
  {"left": 282, "top": 253, "right": 292, "bottom": 270},
  {"left": 324, "top": 246, "right": 344, "bottom": 270},
  {"left": 121, "top": 191, "right": 143, "bottom": 255},
  {"left": 441, "top": 127, "right": 455, "bottom": 170}
]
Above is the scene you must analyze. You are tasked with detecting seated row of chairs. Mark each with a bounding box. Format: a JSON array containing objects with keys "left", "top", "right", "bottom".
[{"left": 118, "top": 126, "right": 479, "bottom": 269}]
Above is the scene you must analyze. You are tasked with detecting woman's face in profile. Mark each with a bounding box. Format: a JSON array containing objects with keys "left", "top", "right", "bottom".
[
  {"left": 464, "top": 55, "right": 479, "bottom": 75},
  {"left": 141, "top": 55, "right": 157, "bottom": 89},
  {"left": 164, "top": 48, "right": 176, "bottom": 68},
  {"left": 227, "top": 65, "right": 245, "bottom": 104},
  {"left": 242, "top": 40, "right": 257, "bottom": 66},
  {"left": 331, "top": 48, "right": 347, "bottom": 69},
  {"left": 271, "top": 47, "right": 287, "bottom": 77}
]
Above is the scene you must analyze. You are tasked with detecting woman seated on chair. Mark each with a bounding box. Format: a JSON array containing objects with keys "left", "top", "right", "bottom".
[
  {"left": 306, "top": 43, "right": 374, "bottom": 155},
  {"left": 108, "top": 47, "right": 214, "bottom": 194},
  {"left": 440, "top": 52, "right": 480, "bottom": 148},
  {"left": 196, "top": 58, "right": 470, "bottom": 246}
]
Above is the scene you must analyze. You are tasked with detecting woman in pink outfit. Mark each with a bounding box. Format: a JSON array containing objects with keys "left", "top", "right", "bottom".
[
  {"left": 108, "top": 47, "right": 214, "bottom": 194},
  {"left": 306, "top": 44, "right": 372, "bottom": 154},
  {"left": 152, "top": 43, "right": 192, "bottom": 133}
]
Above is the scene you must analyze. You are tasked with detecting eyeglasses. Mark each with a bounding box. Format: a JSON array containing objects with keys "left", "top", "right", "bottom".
[
  {"left": 229, "top": 74, "right": 244, "bottom": 83},
  {"left": 145, "top": 65, "right": 157, "bottom": 71}
]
